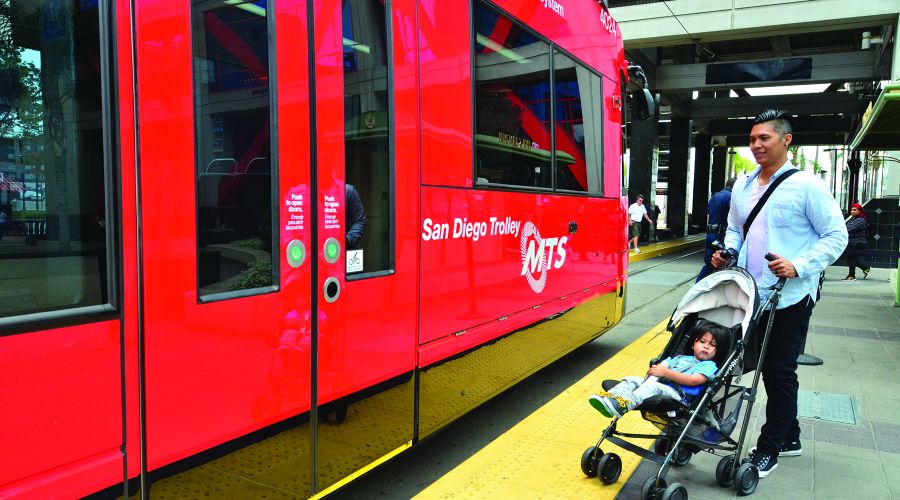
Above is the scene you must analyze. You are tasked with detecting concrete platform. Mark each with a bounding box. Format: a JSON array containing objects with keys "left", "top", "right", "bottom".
[{"left": 629, "top": 235, "right": 705, "bottom": 263}]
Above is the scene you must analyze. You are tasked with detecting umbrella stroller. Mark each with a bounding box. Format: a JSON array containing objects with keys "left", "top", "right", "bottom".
[{"left": 580, "top": 264, "right": 788, "bottom": 499}]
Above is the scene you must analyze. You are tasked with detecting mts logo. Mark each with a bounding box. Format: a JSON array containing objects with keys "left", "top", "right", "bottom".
[{"left": 519, "top": 221, "right": 568, "bottom": 293}]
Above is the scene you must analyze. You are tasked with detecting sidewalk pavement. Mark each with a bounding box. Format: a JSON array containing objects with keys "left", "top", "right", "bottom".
[{"left": 620, "top": 265, "right": 900, "bottom": 500}]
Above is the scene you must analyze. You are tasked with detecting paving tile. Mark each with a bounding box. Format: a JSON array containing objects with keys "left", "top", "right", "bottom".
[
  {"left": 871, "top": 421, "right": 900, "bottom": 454},
  {"left": 843, "top": 328, "right": 880, "bottom": 340},
  {"left": 813, "top": 325, "right": 846, "bottom": 336},
  {"left": 814, "top": 441, "right": 881, "bottom": 461},
  {"left": 812, "top": 421, "right": 876, "bottom": 450},
  {"left": 878, "top": 331, "right": 900, "bottom": 342},
  {"left": 813, "top": 472, "right": 889, "bottom": 499}
]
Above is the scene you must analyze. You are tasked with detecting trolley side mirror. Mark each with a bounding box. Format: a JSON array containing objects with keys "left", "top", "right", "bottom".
[
  {"left": 634, "top": 88, "right": 655, "bottom": 121},
  {"left": 626, "top": 64, "right": 655, "bottom": 121}
]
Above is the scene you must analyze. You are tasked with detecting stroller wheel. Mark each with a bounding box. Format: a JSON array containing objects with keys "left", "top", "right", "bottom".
[
  {"left": 580, "top": 446, "right": 601, "bottom": 477},
  {"left": 672, "top": 445, "right": 693, "bottom": 467},
  {"left": 654, "top": 438, "right": 670, "bottom": 456},
  {"left": 597, "top": 452, "right": 622, "bottom": 484},
  {"left": 661, "top": 482, "right": 688, "bottom": 500},
  {"left": 715, "top": 455, "right": 736, "bottom": 487},
  {"left": 734, "top": 462, "right": 759, "bottom": 496},
  {"left": 641, "top": 476, "right": 667, "bottom": 500}
]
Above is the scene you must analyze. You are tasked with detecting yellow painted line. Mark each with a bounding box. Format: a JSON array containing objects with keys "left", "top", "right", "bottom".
[
  {"left": 414, "top": 319, "right": 671, "bottom": 499},
  {"left": 312, "top": 441, "right": 413, "bottom": 499},
  {"left": 630, "top": 236, "right": 704, "bottom": 263}
]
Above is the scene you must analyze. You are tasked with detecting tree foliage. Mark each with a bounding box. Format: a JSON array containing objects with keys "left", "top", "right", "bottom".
[
  {"left": 730, "top": 149, "right": 757, "bottom": 175},
  {"left": 0, "top": 2, "right": 44, "bottom": 141}
]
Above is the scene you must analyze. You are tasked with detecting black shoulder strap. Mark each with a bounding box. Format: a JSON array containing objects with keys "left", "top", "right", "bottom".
[{"left": 742, "top": 169, "right": 798, "bottom": 236}]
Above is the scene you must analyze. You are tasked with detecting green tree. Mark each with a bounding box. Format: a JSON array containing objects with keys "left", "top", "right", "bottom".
[
  {"left": 789, "top": 145, "right": 800, "bottom": 167},
  {"left": 1, "top": 2, "right": 44, "bottom": 140},
  {"left": 732, "top": 152, "right": 757, "bottom": 175}
]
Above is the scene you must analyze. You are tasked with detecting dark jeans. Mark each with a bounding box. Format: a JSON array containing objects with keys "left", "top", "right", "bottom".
[
  {"left": 846, "top": 242, "right": 869, "bottom": 278},
  {"left": 696, "top": 233, "right": 718, "bottom": 282},
  {"left": 756, "top": 295, "right": 814, "bottom": 453}
]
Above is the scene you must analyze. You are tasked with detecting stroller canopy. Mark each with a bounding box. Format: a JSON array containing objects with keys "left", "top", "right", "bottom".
[{"left": 671, "top": 268, "right": 758, "bottom": 339}]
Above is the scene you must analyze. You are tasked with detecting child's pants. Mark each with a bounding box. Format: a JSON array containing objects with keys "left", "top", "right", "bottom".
[{"left": 610, "top": 376, "right": 682, "bottom": 410}]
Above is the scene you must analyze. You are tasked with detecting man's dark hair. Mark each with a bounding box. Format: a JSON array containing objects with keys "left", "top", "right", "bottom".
[
  {"left": 753, "top": 109, "right": 793, "bottom": 138},
  {"left": 725, "top": 177, "right": 736, "bottom": 189},
  {"left": 636, "top": 194, "right": 644, "bottom": 200}
]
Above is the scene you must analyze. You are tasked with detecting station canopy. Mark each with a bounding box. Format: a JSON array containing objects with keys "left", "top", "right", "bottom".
[{"left": 850, "top": 81, "right": 900, "bottom": 150}]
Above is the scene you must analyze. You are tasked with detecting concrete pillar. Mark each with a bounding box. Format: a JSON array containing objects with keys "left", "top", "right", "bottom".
[
  {"left": 667, "top": 116, "right": 691, "bottom": 238},
  {"left": 712, "top": 143, "right": 727, "bottom": 195},
  {"left": 628, "top": 101, "right": 658, "bottom": 212},
  {"left": 848, "top": 152, "right": 862, "bottom": 209},
  {"left": 691, "top": 133, "right": 712, "bottom": 234},
  {"left": 628, "top": 47, "right": 659, "bottom": 228}
]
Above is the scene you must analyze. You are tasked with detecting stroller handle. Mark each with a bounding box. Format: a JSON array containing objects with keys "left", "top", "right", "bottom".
[
  {"left": 710, "top": 240, "right": 739, "bottom": 267},
  {"left": 764, "top": 252, "right": 788, "bottom": 290}
]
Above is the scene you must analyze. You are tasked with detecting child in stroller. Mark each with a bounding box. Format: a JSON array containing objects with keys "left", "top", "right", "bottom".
[
  {"left": 580, "top": 266, "right": 786, "bottom": 499},
  {"left": 588, "top": 320, "right": 732, "bottom": 419}
]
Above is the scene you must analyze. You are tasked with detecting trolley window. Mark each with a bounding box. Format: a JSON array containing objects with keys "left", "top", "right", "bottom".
[
  {"left": 553, "top": 50, "right": 603, "bottom": 194},
  {"left": 0, "top": 0, "right": 114, "bottom": 323},
  {"left": 473, "top": 3, "right": 552, "bottom": 190},
  {"left": 191, "top": 0, "right": 277, "bottom": 299},
  {"left": 343, "top": 0, "right": 393, "bottom": 277},
  {"left": 473, "top": 2, "right": 604, "bottom": 195}
]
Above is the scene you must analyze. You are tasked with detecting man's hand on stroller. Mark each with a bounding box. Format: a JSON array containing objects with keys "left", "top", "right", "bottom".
[
  {"left": 766, "top": 252, "right": 797, "bottom": 278},
  {"left": 710, "top": 240, "right": 738, "bottom": 269}
]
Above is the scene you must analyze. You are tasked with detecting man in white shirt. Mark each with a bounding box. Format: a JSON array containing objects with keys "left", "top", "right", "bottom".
[
  {"left": 711, "top": 109, "right": 846, "bottom": 478},
  {"left": 628, "top": 195, "right": 652, "bottom": 253}
]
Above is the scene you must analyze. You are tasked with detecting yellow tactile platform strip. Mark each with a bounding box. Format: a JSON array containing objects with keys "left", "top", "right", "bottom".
[
  {"left": 630, "top": 236, "right": 705, "bottom": 263},
  {"left": 413, "top": 319, "right": 671, "bottom": 499}
]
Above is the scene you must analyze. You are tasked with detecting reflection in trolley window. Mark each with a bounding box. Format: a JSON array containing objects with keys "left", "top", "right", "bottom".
[
  {"left": 343, "top": 0, "right": 393, "bottom": 277},
  {"left": 474, "top": 2, "right": 603, "bottom": 194},
  {"left": 192, "top": 0, "right": 277, "bottom": 299},
  {"left": 0, "top": 1, "right": 113, "bottom": 322}
]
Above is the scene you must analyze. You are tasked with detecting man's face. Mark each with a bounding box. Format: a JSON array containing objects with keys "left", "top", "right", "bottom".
[
  {"left": 749, "top": 122, "right": 791, "bottom": 169},
  {"left": 637, "top": 197, "right": 644, "bottom": 205}
]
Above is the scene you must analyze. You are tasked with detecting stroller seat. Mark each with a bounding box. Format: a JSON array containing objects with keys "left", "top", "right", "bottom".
[{"left": 602, "top": 378, "right": 741, "bottom": 446}]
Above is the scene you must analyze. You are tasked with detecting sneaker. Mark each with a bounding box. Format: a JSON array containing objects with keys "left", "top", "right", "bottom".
[
  {"left": 748, "top": 448, "right": 778, "bottom": 478},
  {"left": 750, "top": 440, "right": 802, "bottom": 457},
  {"left": 778, "top": 440, "right": 803, "bottom": 457},
  {"left": 634, "top": 248, "right": 641, "bottom": 254},
  {"left": 588, "top": 394, "right": 630, "bottom": 418}
]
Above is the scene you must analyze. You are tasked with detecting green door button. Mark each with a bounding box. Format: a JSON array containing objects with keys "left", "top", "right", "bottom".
[
  {"left": 323, "top": 237, "right": 340, "bottom": 264},
  {"left": 286, "top": 239, "right": 306, "bottom": 268}
]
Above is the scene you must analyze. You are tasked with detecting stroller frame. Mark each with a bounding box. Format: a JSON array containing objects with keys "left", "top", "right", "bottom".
[{"left": 581, "top": 271, "right": 787, "bottom": 499}]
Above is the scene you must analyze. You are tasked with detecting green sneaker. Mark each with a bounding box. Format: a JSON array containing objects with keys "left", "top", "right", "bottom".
[{"left": 588, "top": 394, "right": 630, "bottom": 418}]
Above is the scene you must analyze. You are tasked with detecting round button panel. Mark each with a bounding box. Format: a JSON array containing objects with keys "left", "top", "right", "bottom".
[
  {"left": 323, "top": 237, "right": 341, "bottom": 264},
  {"left": 286, "top": 239, "right": 306, "bottom": 268}
]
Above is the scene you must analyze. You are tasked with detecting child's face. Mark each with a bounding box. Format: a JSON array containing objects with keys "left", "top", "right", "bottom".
[{"left": 693, "top": 332, "right": 717, "bottom": 361}]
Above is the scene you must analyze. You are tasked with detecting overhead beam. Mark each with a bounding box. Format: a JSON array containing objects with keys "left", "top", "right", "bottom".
[
  {"left": 661, "top": 93, "right": 691, "bottom": 117},
  {"left": 690, "top": 93, "right": 862, "bottom": 119},
  {"left": 772, "top": 36, "right": 792, "bottom": 57},
  {"left": 624, "top": 48, "right": 658, "bottom": 81},
  {"left": 611, "top": 1, "right": 900, "bottom": 49},
  {"left": 872, "top": 24, "right": 894, "bottom": 77},
  {"left": 655, "top": 51, "right": 877, "bottom": 92}
]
